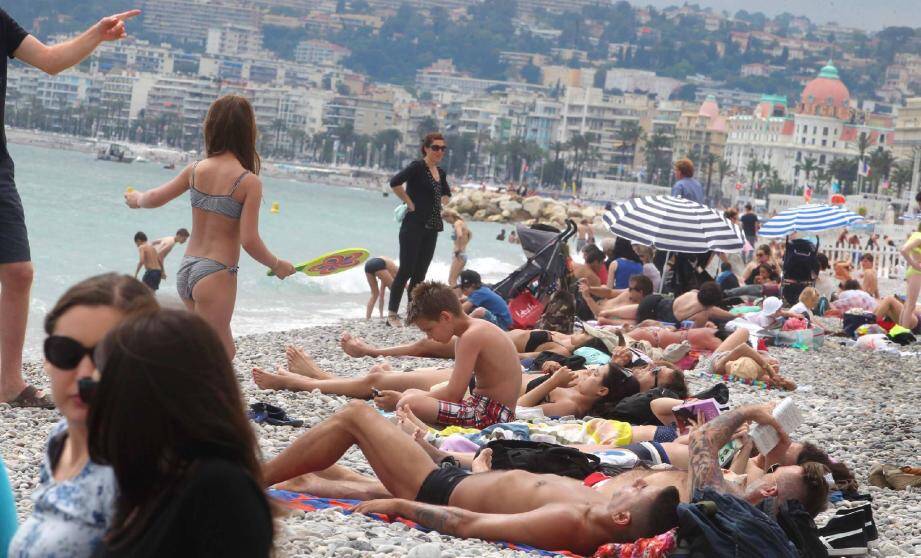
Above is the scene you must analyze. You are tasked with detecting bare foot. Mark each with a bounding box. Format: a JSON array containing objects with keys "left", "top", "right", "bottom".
[
  {"left": 372, "top": 389, "right": 402, "bottom": 412},
  {"left": 340, "top": 332, "right": 378, "bottom": 358},
  {"left": 274, "top": 472, "right": 321, "bottom": 492},
  {"left": 397, "top": 405, "right": 430, "bottom": 431},
  {"left": 252, "top": 367, "right": 311, "bottom": 391},
  {"left": 286, "top": 346, "right": 330, "bottom": 379},
  {"left": 472, "top": 448, "right": 493, "bottom": 473}
]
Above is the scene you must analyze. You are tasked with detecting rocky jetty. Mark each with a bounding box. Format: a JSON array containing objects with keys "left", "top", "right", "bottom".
[{"left": 446, "top": 189, "right": 604, "bottom": 229}]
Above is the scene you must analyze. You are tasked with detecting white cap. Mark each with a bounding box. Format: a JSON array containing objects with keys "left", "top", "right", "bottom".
[{"left": 762, "top": 296, "right": 782, "bottom": 315}]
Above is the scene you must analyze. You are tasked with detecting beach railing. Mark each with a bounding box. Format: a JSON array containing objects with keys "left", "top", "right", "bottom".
[{"left": 819, "top": 245, "right": 905, "bottom": 279}]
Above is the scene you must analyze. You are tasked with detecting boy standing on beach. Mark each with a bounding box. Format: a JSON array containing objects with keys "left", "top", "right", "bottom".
[
  {"left": 395, "top": 281, "right": 520, "bottom": 428},
  {"left": 133, "top": 232, "right": 163, "bottom": 291},
  {"left": 0, "top": 7, "right": 140, "bottom": 408},
  {"left": 151, "top": 228, "right": 189, "bottom": 280}
]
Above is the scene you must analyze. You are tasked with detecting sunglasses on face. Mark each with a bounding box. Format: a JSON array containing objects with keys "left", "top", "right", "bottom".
[
  {"left": 428, "top": 145, "right": 447, "bottom": 152},
  {"left": 44, "top": 335, "right": 99, "bottom": 370}
]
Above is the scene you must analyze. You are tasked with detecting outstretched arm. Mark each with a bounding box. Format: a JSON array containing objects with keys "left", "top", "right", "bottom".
[
  {"left": 125, "top": 164, "right": 193, "bottom": 209},
  {"left": 354, "top": 499, "right": 591, "bottom": 554},
  {"left": 14, "top": 10, "right": 140, "bottom": 75}
]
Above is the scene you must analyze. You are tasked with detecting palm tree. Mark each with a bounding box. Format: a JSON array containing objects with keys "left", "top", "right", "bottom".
[
  {"left": 373, "top": 128, "right": 402, "bottom": 169},
  {"left": 703, "top": 153, "right": 718, "bottom": 200},
  {"left": 868, "top": 147, "right": 894, "bottom": 193},
  {"left": 746, "top": 157, "right": 762, "bottom": 197},
  {"left": 643, "top": 131, "right": 672, "bottom": 186},
  {"left": 615, "top": 120, "right": 644, "bottom": 172},
  {"left": 891, "top": 162, "right": 913, "bottom": 200}
]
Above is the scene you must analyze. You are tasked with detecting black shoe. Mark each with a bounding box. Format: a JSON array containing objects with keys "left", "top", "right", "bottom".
[
  {"left": 835, "top": 503, "right": 878, "bottom": 541},
  {"left": 819, "top": 523, "right": 868, "bottom": 556},
  {"left": 692, "top": 383, "right": 729, "bottom": 405}
]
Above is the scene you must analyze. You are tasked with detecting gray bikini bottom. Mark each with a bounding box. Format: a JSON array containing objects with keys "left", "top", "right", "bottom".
[{"left": 176, "top": 255, "right": 239, "bottom": 301}]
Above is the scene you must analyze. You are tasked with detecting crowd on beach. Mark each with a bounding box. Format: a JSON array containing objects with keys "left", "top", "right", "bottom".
[{"left": 2, "top": 8, "right": 921, "bottom": 558}]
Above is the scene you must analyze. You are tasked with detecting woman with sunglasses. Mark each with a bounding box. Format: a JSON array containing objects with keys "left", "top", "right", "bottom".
[
  {"left": 386, "top": 132, "right": 451, "bottom": 327},
  {"left": 8, "top": 274, "right": 158, "bottom": 557},
  {"left": 87, "top": 310, "right": 273, "bottom": 557}
]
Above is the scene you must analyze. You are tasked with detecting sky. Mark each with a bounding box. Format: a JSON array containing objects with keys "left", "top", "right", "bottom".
[{"left": 628, "top": 0, "right": 921, "bottom": 31}]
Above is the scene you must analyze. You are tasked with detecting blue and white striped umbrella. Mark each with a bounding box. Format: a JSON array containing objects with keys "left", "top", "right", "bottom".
[
  {"left": 603, "top": 195, "right": 745, "bottom": 253},
  {"left": 758, "top": 203, "right": 864, "bottom": 238}
]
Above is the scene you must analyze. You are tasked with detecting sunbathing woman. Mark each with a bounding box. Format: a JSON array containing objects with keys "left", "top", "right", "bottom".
[
  {"left": 624, "top": 325, "right": 723, "bottom": 352},
  {"left": 338, "top": 328, "right": 596, "bottom": 360},
  {"left": 252, "top": 353, "right": 685, "bottom": 421},
  {"left": 704, "top": 328, "right": 795, "bottom": 390}
]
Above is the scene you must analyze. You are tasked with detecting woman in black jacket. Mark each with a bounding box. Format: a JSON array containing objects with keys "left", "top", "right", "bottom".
[{"left": 387, "top": 133, "right": 451, "bottom": 326}]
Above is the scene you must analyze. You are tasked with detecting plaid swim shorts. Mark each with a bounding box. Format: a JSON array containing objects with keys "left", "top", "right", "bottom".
[{"left": 435, "top": 393, "right": 515, "bottom": 428}]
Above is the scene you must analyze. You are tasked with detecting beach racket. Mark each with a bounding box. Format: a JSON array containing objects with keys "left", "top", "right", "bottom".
[{"left": 267, "top": 248, "right": 370, "bottom": 277}]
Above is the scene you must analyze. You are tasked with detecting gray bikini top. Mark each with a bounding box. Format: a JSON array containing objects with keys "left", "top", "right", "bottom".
[{"left": 189, "top": 161, "right": 246, "bottom": 219}]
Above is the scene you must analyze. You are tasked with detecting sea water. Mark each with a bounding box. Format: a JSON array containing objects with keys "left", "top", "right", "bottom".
[{"left": 9, "top": 143, "right": 525, "bottom": 355}]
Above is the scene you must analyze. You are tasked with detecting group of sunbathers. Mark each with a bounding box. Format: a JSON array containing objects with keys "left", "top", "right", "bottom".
[{"left": 251, "top": 279, "right": 855, "bottom": 553}]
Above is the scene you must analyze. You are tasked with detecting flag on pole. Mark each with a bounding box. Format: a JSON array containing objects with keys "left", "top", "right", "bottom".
[{"left": 858, "top": 160, "right": 871, "bottom": 177}]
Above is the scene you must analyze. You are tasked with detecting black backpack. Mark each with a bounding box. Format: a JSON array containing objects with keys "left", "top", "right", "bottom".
[
  {"left": 783, "top": 238, "right": 819, "bottom": 283},
  {"left": 842, "top": 310, "right": 876, "bottom": 338},
  {"left": 775, "top": 501, "right": 829, "bottom": 558},
  {"left": 480, "top": 440, "right": 600, "bottom": 479}
]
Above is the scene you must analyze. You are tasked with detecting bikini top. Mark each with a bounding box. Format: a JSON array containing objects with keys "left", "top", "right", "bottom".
[{"left": 189, "top": 161, "right": 246, "bottom": 219}]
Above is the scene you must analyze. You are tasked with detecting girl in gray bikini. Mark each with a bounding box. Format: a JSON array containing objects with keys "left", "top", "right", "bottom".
[{"left": 125, "top": 95, "right": 295, "bottom": 358}]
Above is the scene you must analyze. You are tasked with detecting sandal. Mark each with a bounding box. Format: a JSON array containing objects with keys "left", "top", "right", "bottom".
[{"left": 7, "top": 385, "right": 55, "bottom": 409}]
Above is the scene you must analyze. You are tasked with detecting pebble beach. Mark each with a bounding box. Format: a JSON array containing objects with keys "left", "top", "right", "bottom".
[{"left": 3, "top": 317, "right": 921, "bottom": 557}]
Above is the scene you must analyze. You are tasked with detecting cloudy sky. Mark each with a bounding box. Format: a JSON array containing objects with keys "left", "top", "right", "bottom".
[{"left": 628, "top": 0, "right": 921, "bottom": 31}]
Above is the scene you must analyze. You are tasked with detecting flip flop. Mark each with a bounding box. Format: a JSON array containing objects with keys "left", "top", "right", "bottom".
[
  {"left": 263, "top": 403, "right": 304, "bottom": 427},
  {"left": 7, "top": 385, "right": 55, "bottom": 409},
  {"left": 247, "top": 402, "right": 269, "bottom": 424}
]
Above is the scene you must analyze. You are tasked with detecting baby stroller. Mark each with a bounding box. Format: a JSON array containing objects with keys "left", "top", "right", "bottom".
[
  {"left": 781, "top": 237, "right": 819, "bottom": 305},
  {"left": 493, "top": 220, "right": 577, "bottom": 332},
  {"left": 493, "top": 220, "right": 576, "bottom": 301}
]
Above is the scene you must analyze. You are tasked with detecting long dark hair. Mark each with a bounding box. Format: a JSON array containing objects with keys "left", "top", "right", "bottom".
[
  {"left": 45, "top": 273, "right": 158, "bottom": 335},
  {"left": 204, "top": 94, "right": 261, "bottom": 174},
  {"left": 88, "top": 309, "right": 267, "bottom": 548}
]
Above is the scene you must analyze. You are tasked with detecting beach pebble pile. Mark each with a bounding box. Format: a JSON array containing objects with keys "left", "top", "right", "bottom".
[{"left": 3, "top": 318, "right": 920, "bottom": 557}]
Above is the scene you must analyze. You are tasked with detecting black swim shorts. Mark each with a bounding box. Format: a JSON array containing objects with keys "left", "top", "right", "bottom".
[
  {"left": 0, "top": 175, "right": 30, "bottom": 264},
  {"left": 416, "top": 462, "right": 470, "bottom": 506}
]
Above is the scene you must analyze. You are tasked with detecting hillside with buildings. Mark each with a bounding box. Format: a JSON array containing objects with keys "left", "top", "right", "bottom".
[{"left": 6, "top": 0, "right": 921, "bottom": 211}]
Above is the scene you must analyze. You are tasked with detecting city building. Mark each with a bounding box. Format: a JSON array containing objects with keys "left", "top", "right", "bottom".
[
  {"left": 141, "top": 0, "right": 261, "bottom": 46},
  {"left": 295, "top": 40, "right": 351, "bottom": 67},
  {"left": 206, "top": 24, "right": 264, "bottom": 58},
  {"left": 672, "top": 94, "right": 728, "bottom": 172},
  {"left": 724, "top": 63, "right": 895, "bottom": 193}
]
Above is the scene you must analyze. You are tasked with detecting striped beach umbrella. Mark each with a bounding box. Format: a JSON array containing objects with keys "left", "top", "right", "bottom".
[
  {"left": 602, "top": 195, "right": 745, "bottom": 253},
  {"left": 758, "top": 203, "right": 863, "bottom": 238}
]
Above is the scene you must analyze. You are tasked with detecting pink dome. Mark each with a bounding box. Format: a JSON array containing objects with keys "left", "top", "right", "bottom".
[
  {"left": 699, "top": 94, "right": 719, "bottom": 118},
  {"left": 801, "top": 63, "right": 849, "bottom": 109}
]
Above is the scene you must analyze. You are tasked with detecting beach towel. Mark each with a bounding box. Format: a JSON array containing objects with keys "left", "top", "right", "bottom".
[
  {"left": 268, "top": 489, "right": 677, "bottom": 558},
  {"left": 434, "top": 419, "right": 636, "bottom": 448}
]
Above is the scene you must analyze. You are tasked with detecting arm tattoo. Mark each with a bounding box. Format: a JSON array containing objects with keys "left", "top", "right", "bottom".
[
  {"left": 402, "top": 502, "right": 466, "bottom": 535},
  {"left": 688, "top": 407, "right": 750, "bottom": 494}
]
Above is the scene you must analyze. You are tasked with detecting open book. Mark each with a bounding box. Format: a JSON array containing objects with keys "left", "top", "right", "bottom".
[{"left": 749, "top": 398, "right": 802, "bottom": 455}]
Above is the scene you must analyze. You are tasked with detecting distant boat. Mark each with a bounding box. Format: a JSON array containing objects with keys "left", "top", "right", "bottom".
[
  {"left": 163, "top": 162, "right": 176, "bottom": 170},
  {"left": 97, "top": 144, "right": 135, "bottom": 163}
]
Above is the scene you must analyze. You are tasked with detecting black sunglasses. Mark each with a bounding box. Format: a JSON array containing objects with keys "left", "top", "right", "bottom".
[
  {"left": 650, "top": 366, "right": 662, "bottom": 387},
  {"left": 428, "top": 145, "right": 447, "bottom": 152},
  {"left": 44, "top": 335, "right": 99, "bottom": 370}
]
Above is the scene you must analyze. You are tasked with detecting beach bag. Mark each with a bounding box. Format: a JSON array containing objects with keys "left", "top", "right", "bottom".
[
  {"left": 775, "top": 501, "right": 828, "bottom": 558},
  {"left": 538, "top": 275, "right": 576, "bottom": 333},
  {"left": 508, "top": 290, "right": 544, "bottom": 330},
  {"left": 677, "top": 489, "right": 798, "bottom": 558},
  {"left": 481, "top": 439, "right": 600, "bottom": 479},
  {"left": 842, "top": 311, "right": 876, "bottom": 338}
]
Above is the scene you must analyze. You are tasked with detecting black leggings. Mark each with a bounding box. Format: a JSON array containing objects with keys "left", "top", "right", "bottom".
[{"left": 388, "top": 222, "right": 438, "bottom": 313}]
